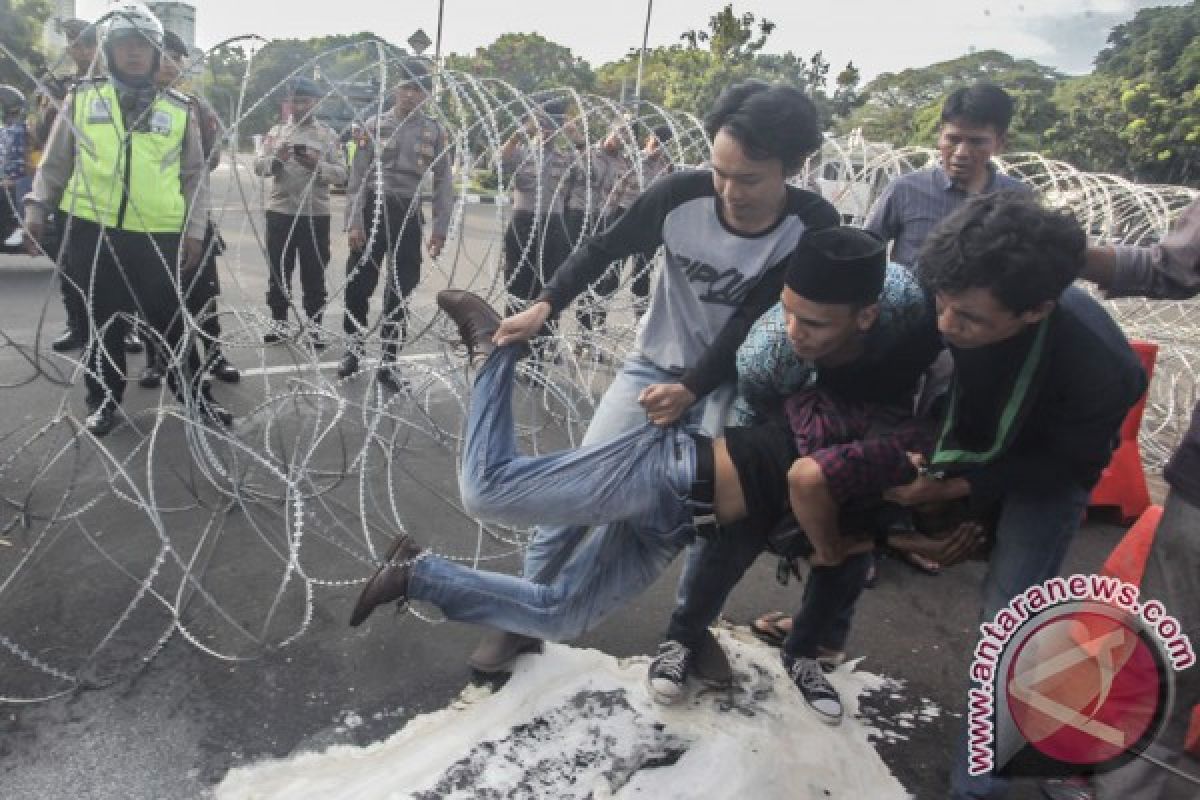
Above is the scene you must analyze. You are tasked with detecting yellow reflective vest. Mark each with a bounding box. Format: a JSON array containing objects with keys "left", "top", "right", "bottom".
[{"left": 61, "top": 82, "right": 189, "bottom": 233}]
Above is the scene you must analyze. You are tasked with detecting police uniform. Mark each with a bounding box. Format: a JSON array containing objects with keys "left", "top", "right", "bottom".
[
  {"left": 26, "top": 78, "right": 210, "bottom": 414},
  {"left": 566, "top": 144, "right": 629, "bottom": 333},
  {"left": 254, "top": 114, "right": 347, "bottom": 327},
  {"left": 342, "top": 108, "right": 452, "bottom": 360},
  {"left": 501, "top": 139, "right": 573, "bottom": 320}
]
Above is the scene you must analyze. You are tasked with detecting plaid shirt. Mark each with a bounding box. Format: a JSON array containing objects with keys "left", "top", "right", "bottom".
[{"left": 0, "top": 122, "right": 27, "bottom": 181}]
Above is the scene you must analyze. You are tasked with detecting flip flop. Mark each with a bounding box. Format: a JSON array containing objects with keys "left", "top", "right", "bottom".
[{"left": 751, "top": 611, "right": 791, "bottom": 647}]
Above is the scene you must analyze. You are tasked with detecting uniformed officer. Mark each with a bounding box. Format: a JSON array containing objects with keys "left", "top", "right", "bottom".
[
  {"left": 254, "top": 77, "right": 348, "bottom": 348},
  {"left": 499, "top": 98, "right": 574, "bottom": 355},
  {"left": 138, "top": 30, "right": 240, "bottom": 388},
  {"left": 36, "top": 18, "right": 140, "bottom": 357},
  {"left": 24, "top": 2, "right": 231, "bottom": 436},
  {"left": 629, "top": 125, "right": 675, "bottom": 314},
  {"left": 570, "top": 122, "right": 638, "bottom": 341},
  {"left": 337, "top": 59, "right": 453, "bottom": 388}
]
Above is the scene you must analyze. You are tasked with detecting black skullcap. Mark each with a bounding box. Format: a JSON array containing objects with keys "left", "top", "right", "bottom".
[
  {"left": 785, "top": 227, "right": 887, "bottom": 305},
  {"left": 539, "top": 98, "right": 567, "bottom": 123},
  {"left": 652, "top": 124, "right": 673, "bottom": 143},
  {"left": 290, "top": 77, "right": 321, "bottom": 98},
  {"left": 61, "top": 18, "right": 98, "bottom": 46}
]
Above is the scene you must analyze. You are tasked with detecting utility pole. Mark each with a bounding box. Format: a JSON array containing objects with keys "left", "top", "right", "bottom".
[{"left": 633, "top": 0, "right": 653, "bottom": 108}]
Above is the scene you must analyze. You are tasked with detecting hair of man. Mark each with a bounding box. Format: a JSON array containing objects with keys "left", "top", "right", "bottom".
[
  {"left": 917, "top": 191, "right": 1085, "bottom": 314},
  {"left": 703, "top": 80, "right": 823, "bottom": 175}
]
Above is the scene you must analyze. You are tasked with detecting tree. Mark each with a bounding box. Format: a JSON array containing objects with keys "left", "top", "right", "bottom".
[
  {"left": 680, "top": 4, "right": 774, "bottom": 62},
  {"left": 444, "top": 33, "right": 594, "bottom": 94},
  {"left": 0, "top": 0, "right": 52, "bottom": 89}
]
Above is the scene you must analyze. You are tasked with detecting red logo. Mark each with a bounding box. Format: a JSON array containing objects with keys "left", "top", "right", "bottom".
[{"left": 1005, "top": 607, "right": 1168, "bottom": 768}]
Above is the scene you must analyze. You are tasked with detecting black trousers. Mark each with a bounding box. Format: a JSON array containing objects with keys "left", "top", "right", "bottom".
[
  {"left": 664, "top": 518, "right": 869, "bottom": 659},
  {"left": 343, "top": 193, "right": 423, "bottom": 359},
  {"left": 51, "top": 214, "right": 93, "bottom": 337},
  {"left": 565, "top": 208, "right": 624, "bottom": 333},
  {"left": 265, "top": 211, "right": 329, "bottom": 322},
  {"left": 149, "top": 222, "right": 225, "bottom": 371},
  {"left": 68, "top": 219, "right": 194, "bottom": 409},
  {"left": 503, "top": 210, "right": 568, "bottom": 321}
]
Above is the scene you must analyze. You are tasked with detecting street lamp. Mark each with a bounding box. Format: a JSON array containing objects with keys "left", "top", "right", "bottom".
[{"left": 633, "top": 0, "right": 653, "bottom": 107}]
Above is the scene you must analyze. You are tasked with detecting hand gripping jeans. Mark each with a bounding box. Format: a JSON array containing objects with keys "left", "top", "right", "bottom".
[{"left": 406, "top": 345, "right": 709, "bottom": 642}]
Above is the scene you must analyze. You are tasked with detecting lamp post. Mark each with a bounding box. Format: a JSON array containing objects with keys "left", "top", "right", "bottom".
[{"left": 633, "top": 0, "right": 653, "bottom": 107}]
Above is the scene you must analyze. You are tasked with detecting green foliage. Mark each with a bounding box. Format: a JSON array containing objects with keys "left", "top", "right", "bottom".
[
  {"left": 444, "top": 32, "right": 594, "bottom": 94},
  {"left": 0, "top": 0, "right": 52, "bottom": 89},
  {"left": 838, "top": 50, "right": 1063, "bottom": 150}
]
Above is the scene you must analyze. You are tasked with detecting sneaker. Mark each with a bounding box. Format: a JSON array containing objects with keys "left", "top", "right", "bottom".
[
  {"left": 263, "top": 320, "right": 289, "bottom": 344},
  {"left": 138, "top": 364, "right": 163, "bottom": 389},
  {"left": 377, "top": 364, "right": 409, "bottom": 392},
  {"left": 783, "top": 654, "right": 843, "bottom": 725},
  {"left": 209, "top": 355, "right": 240, "bottom": 383},
  {"left": 817, "top": 646, "right": 847, "bottom": 674},
  {"left": 85, "top": 404, "right": 119, "bottom": 437},
  {"left": 646, "top": 639, "right": 693, "bottom": 705},
  {"left": 336, "top": 350, "right": 360, "bottom": 379},
  {"left": 52, "top": 328, "right": 85, "bottom": 352},
  {"left": 467, "top": 630, "right": 544, "bottom": 673}
]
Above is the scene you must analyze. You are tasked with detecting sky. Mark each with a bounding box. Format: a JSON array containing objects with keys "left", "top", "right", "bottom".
[{"left": 72, "top": 0, "right": 1189, "bottom": 81}]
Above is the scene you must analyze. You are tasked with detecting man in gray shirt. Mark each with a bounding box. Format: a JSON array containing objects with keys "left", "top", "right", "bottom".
[
  {"left": 253, "top": 78, "right": 348, "bottom": 348},
  {"left": 865, "top": 83, "right": 1029, "bottom": 268},
  {"left": 338, "top": 60, "right": 453, "bottom": 389}
]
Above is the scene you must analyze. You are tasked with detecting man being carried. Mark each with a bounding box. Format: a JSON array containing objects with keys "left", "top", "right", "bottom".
[
  {"left": 348, "top": 230, "right": 940, "bottom": 711},
  {"left": 468, "top": 81, "right": 838, "bottom": 676}
]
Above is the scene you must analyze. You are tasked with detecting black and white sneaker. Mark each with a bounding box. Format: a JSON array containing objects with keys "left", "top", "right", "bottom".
[
  {"left": 646, "top": 639, "right": 693, "bottom": 705},
  {"left": 784, "top": 654, "right": 844, "bottom": 725}
]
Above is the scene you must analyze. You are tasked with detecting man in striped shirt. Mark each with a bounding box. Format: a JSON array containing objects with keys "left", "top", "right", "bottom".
[{"left": 865, "top": 83, "right": 1029, "bottom": 268}]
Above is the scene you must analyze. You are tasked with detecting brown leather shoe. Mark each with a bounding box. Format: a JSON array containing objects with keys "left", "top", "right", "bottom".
[
  {"left": 436, "top": 290, "right": 501, "bottom": 363},
  {"left": 692, "top": 628, "right": 733, "bottom": 688},
  {"left": 467, "top": 629, "right": 544, "bottom": 673},
  {"left": 349, "top": 535, "right": 423, "bottom": 627}
]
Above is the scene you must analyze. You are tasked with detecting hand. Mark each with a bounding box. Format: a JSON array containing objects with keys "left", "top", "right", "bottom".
[
  {"left": 295, "top": 149, "right": 320, "bottom": 170},
  {"left": 181, "top": 237, "right": 204, "bottom": 272},
  {"left": 494, "top": 301, "right": 551, "bottom": 346},
  {"left": 24, "top": 220, "right": 44, "bottom": 256},
  {"left": 638, "top": 383, "right": 696, "bottom": 426},
  {"left": 348, "top": 225, "right": 366, "bottom": 252},
  {"left": 427, "top": 234, "right": 446, "bottom": 258},
  {"left": 884, "top": 474, "right": 969, "bottom": 507},
  {"left": 887, "top": 521, "right": 986, "bottom": 568}
]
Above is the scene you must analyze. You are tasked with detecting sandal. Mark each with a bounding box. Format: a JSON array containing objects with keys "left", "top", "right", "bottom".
[{"left": 751, "top": 611, "right": 791, "bottom": 647}]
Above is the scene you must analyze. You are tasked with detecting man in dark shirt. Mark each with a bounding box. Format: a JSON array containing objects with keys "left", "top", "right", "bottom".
[{"left": 880, "top": 193, "right": 1147, "bottom": 799}]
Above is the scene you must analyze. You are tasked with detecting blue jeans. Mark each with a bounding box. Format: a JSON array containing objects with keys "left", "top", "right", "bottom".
[
  {"left": 520, "top": 353, "right": 733, "bottom": 608},
  {"left": 407, "top": 345, "right": 705, "bottom": 641},
  {"left": 950, "top": 485, "right": 1091, "bottom": 799}
]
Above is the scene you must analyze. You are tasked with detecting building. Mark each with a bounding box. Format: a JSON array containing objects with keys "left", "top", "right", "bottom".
[{"left": 147, "top": 1, "right": 196, "bottom": 50}]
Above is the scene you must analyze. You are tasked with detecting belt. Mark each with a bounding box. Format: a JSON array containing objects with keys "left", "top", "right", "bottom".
[{"left": 689, "top": 432, "right": 718, "bottom": 529}]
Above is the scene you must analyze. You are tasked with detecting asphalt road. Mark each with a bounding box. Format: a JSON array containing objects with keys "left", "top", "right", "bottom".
[{"left": 0, "top": 166, "right": 1130, "bottom": 799}]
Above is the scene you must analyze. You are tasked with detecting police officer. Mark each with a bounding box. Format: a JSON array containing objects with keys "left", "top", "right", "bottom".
[
  {"left": 254, "top": 77, "right": 347, "bottom": 348},
  {"left": 338, "top": 60, "right": 452, "bottom": 388},
  {"left": 137, "top": 30, "right": 239, "bottom": 388},
  {"left": 36, "top": 19, "right": 140, "bottom": 356},
  {"left": 24, "top": 2, "right": 230, "bottom": 436},
  {"left": 628, "top": 124, "right": 675, "bottom": 314},
  {"left": 499, "top": 98, "right": 574, "bottom": 356}
]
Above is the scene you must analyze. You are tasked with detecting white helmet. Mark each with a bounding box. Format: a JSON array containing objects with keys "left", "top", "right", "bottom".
[{"left": 104, "top": 2, "right": 164, "bottom": 46}]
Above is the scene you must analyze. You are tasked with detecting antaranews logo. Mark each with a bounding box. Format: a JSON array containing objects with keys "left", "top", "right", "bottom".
[{"left": 968, "top": 574, "right": 1195, "bottom": 778}]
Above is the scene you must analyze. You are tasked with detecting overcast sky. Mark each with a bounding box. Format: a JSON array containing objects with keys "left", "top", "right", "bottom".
[{"left": 74, "top": 0, "right": 1188, "bottom": 81}]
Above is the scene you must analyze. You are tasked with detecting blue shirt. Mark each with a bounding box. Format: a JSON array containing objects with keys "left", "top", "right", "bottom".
[{"left": 865, "top": 164, "right": 1029, "bottom": 267}]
